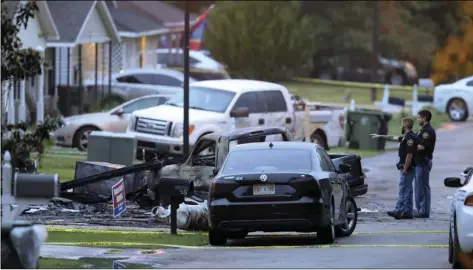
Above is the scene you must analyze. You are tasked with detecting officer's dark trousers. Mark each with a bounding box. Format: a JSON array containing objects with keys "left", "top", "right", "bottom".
[
  {"left": 394, "top": 170, "right": 414, "bottom": 215},
  {"left": 415, "top": 160, "right": 432, "bottom": 217}
]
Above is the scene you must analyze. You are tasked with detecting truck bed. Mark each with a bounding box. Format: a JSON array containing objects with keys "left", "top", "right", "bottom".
[{"left": 329, "top": 153, "right": 368, "bottom": 197}]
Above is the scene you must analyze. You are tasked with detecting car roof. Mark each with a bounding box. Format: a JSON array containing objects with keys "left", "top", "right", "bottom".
[
  {"left": 454, "top": 76, "right": 473, "bottom": 85},
  {"left": 229, "top": 141, "right": 319, "bottom": 152},
  {"left": 117, "top": 68, "right": 186, "bottom": 78},
  {"left": 190, "top": 79, "right": 286, "bottom": 93},
  {"left": 201, "top": 126, "right": 290, "bottom": 142}
]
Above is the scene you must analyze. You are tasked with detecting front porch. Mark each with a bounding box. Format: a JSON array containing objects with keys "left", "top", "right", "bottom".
[{"left": 47, "top": 0, "right": 121, "bottom": 117}]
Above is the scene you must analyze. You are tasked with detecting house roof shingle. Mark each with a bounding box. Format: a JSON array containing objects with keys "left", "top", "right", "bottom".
[
  {"left": 106, "top": 1, "right": 165, "bottom": 33},
  {"left": 46, "top": 1, "right": 94, "bottom": 43}
]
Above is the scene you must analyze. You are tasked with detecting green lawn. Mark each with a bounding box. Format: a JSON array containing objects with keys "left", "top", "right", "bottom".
[
  {"left": 46, "top": 229, "right": 208, "bottom": 249},
  {"left": 37, "top": 154, "right": 85, "bottom": 182},
  {"left": 39, "top": 257, "right": 151, "bottom": 269},
  {"left": 281, "top": 80, "right": 432, "bottom": 104}
]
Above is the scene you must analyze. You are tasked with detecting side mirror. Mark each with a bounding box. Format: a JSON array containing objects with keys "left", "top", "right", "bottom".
[
  {"left": 462, "top": 167, "right": 473, "bottom": 177},
  {"left": 338, "top": 164, "right": 351, "bottom": 174},
  {"left": 212, "top": 168, "right": 219, "bottom": 176},
  {"left": 112, "top": 108, "right": 124, "bottom": 117},
  {"left": 230, "top": 107, "right": 249, "bottom": 118},
  {"left": 444, "top": 177, "right": 463, "bottom": 188}
]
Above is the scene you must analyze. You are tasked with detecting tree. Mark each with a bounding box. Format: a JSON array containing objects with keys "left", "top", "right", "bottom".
[
  {"left": 204, "top": 1, "right": 315, "bottom": 81},
  {"left": 430, "top": 1, "right": 473, "bottom": 84},
  {"left": 1, "top": 0, "right": 58, "bottom": 172}
]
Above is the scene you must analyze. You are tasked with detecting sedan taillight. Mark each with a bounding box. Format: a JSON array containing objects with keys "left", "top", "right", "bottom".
[{"left": 465, "top": 195, "right": 473, "bottom": 206}]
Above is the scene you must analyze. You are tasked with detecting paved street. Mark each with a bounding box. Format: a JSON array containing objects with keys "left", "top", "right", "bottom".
[{"left": 40, "top": 119, "right": 473, "bottom": 268}]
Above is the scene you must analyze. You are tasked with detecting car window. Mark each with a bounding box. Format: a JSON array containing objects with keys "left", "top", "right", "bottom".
[
  {"left": 316, "top": 149, "right": 333, "bottom": 172},
  {"left": 162, "top": 54, "right": 199, "bottom": 66},
  {"left": 232, "top": 92, "right": 264, "bottom": 113},
  {"left": 152, "top": 74, "right": 182, "bottom": 87},
  {"left": 191, "top": 139, "right": 216, "bottom": 167},
  {"left": 116, "top": 75, "right": 142, "bottom": 84},
  {"left": 121, "top": 97, "right": 162, "bottom": 114},
  {"left": 466, "top": 80, "right": 473, "bottom": 87},
  {"left": 261, "top": 90, "right": 287, "bottom": 112},
  {"left": 189, "top": 71, "right": 230, "bottom": 81},
  {"left": 319, "top": 149, "right": 337, "bottom": 172},
  {"left": 165, "top": 86, "right": 235, "bottom": 113},
  {"left": 222, "top": 149, "right": 312, "bottom": 174}
]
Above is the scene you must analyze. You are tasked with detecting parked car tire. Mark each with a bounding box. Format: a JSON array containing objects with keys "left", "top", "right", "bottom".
[
  {"left": 448, "top": 226, "right": 453, "bottom": 264},
  {"left": 335, "top": 196, "right": 358, "bottom": 237},
  {"left": 447, "top": 98, "right": 469, "bottom": 122},
  {"left": 452, "top": 217, "right": 464, "bottom": 269},
  {"left": 227, "top": 231, "right": 248, "bottom": 240},
  {"left": 385, "top": 70, "right": 408, "bottom": 86},
  {"left": 209, "top": 229, "right": 227, "bottom": 246},
  {"left": 74, "top": 126, "right": 100, "bottom": 152},
  {"left": 318, "top": 200, "right": 336, "bottom": 244}
]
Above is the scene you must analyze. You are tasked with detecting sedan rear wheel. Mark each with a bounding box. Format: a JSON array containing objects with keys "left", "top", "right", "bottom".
[
  {"left": 318, "top": 201, "right": 336, "bottom": 244},
  {"left": 74, "top": 126, "right": 99, "bottom": 152},
  {"left": 209, "top": 229, "right": 227, "bottom": 246},
  {"left": 335, "top": 196, "right": 358, "bottom": 237}
]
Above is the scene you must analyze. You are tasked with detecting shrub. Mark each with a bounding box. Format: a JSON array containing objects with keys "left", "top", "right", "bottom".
[{"left": 204, "top": 1, "right": 315, "bottom": 81}]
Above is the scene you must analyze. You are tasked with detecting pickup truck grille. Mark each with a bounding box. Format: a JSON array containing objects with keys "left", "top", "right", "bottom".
[{"left": 135, "top": 117, "right": 170, "bottom": 136}]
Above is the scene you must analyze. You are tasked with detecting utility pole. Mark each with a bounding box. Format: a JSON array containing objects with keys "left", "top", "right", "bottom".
[
  {"left": 370, "top": 1, "right": 380, "bottom": 102},
  {"left": 183, "top": 1, "right": 190, "bottom": 158}
]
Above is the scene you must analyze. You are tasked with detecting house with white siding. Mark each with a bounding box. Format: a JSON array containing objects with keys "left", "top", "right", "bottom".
[
  {"left": 106, "top": 1, "right": 198, "bottom": 73},
  {"left": 3, "top": 0, "right": 60, "bottom": 124},
  {"left": 46, "top": 0, "right": 121, "bottom": 115}
]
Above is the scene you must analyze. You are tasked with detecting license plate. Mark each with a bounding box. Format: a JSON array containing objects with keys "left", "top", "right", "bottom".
[{"left": 253, "top": 184, "right": 275, "bottom": 195}]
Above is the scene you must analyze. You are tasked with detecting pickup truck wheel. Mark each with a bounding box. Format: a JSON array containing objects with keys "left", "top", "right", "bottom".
[
  {"left": 311, "top": 132, "right": 328, "bottom": 150},
  {"left": 452, "top": 216, "right": 469, "bottom": 269},
  {"left": 318, "top": 201, "right": 336, "bottom": 244},
  {"left": 447, "top": 98, "right": 469, "bottom": 122},
  {"left": 227, "top": 231, "right": 248, "bottom": 240},
  {"left": 335, "top": 196, "right": 358, "bottom": 237},
  {"left": 209, "top": 229, "right": 227, "bottom": 246}
]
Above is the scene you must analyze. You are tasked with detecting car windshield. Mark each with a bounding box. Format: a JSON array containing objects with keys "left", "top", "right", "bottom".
[
  {"left": 165, "top": 86, "right": 235, "bottom": 113},
  {"left": 222, "top": 149, "right": 312, "bottom": 174}
]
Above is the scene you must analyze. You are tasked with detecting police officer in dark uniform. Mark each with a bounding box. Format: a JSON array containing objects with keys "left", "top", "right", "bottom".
[
  {"left": 387, "top": 117, "right": 418, "bottom": 219},
  {"left": 414, "top": 109, "right": 436, "bottom": 218}
]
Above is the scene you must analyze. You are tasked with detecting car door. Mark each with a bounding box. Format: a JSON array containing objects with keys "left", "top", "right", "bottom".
[
  {"left": 108, "top": 96, "right": 169, "bottom": 132},
  {"left": 317, "top": 148, "right": 343, "bottom": 219},
  {"left": 115, "top": 74, "right": 148, "bottom": 99},
  {"left": 178, "top": 139, "right": 217, "bottom": 190},
  {"left": 230, "top": 92, "right": 266, "bottom": 129},
  {"left": 261, "top": 90, "right": 292, "bottom": 128}
]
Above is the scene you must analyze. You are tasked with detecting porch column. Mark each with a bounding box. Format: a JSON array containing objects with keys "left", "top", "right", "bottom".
[
  {"left": 7, "top": 81, "right": 16, "bottom": 125},
  {"left": 36, "top": 63, "right": 45, "bottom": 124},
  {"left": 18, "top": 80, "right": 26, "bottom": 122},
  {"left": 144, "top": 36, "right": 158, "bottom": 68}
]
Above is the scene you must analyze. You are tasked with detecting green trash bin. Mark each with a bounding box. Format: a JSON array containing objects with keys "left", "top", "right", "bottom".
[{"left": 345, "top": 109, "right": 392, "bottom": 150}]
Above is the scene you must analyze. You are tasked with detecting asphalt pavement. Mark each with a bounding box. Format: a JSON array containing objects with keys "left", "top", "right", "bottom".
[{"left": 40, "top": 118, "right": 473, "bottom": 268}]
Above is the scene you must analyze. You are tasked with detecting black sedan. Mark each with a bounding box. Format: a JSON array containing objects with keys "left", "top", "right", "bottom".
[{"left": 207, "top": 141, "right": 358, "bottom": 246}]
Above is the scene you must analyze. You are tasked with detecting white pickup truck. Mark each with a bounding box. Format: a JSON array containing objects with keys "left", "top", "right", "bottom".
[{"left": 126, "top": 79, "right": 346, "bottom": 157}]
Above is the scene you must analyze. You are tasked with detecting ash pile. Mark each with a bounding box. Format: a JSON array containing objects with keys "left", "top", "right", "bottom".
[{"left": 20, "top": 159, "right": 211, "bottom": 231}]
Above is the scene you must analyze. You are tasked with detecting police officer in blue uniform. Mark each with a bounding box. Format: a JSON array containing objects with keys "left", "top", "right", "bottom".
[
  {"left": 414, "top": 109, "right": 436, "bottom": 218},
  {"left": 387, "top": 117, "right": 417, "bottom": 219}
]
